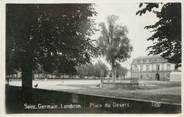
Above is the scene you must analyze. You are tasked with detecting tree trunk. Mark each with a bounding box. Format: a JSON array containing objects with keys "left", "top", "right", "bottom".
[
  {"left": 21, "top": 54, "right": 33, "bottom": 103},
  {"left": 22, "top": 64, "right": 33, "bottom": 89},
  {"left": 112, "top": 65, "right": 116, "bottom": 83}
]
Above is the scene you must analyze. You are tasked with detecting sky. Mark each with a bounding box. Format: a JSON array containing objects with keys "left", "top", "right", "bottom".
[{"left": 92, "top": 2, "right": 160, "bottom": 69}]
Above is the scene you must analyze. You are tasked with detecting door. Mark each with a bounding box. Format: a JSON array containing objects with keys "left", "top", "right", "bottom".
[{"left": 155, "top": 73, "right": 160, "bottom": 81}]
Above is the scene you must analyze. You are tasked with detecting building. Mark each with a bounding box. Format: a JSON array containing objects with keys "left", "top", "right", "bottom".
[{"left": 131, "top": 56, "right": 177, "bottom": 81}]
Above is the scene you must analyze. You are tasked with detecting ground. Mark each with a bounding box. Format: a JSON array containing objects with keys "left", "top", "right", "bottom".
[{"left": 8, "top": 79, "right": 181, "bottom": 105}]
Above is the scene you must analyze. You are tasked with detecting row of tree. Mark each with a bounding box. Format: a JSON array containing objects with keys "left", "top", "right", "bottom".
[
  {"left": 76, "top": 61, "right": 109, "bottom": 78},
  {"left": 76, "top": 60, "right": 128, "bottom": 78}
]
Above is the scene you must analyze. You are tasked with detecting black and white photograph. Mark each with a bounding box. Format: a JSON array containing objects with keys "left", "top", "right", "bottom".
[{"left": 3, "top": 0, "right": 182, "bottom": 115}]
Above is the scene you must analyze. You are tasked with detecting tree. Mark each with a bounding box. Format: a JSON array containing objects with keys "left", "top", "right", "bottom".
[
  {"left": 96, "top": 15, "right": 133, "bottom": 82},
  {"left": 6, "top": 4, "right": 96, "bottom": 94},
  {"left": 76, "top": 60, "right": 109, "bottom": 78},
  {"left": 93, "top": 61, "right": 109, "bottom": 77},
  {"left": 136, "top": 3, "right": 181, "bottom": 68},
  {"left": 76, "top": 63, "right": 95, "bottom": 78},
  {"left": 115, "top": 63, "right": 128, "bottom": 79}
]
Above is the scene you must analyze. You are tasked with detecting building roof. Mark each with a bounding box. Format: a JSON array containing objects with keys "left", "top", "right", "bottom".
[
  {"left": 131, "top": 55, "right": 168, "bottom": 64},
  {"left": 134, "top": 55, "right": 161, "bottom": 59}
]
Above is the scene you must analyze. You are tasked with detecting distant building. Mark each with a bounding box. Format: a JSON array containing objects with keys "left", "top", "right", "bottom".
[{"left": 131, "top": 56, "right": 179, "bottom": 81}]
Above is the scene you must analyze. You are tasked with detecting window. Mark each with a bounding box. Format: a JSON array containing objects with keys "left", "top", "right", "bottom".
[
  {"left": 137, "top": 65, "right": 140, "bottom": 71},
  {"left": 155, "top": 59, "right": 158, "bottom": 62},
  {"left": 161, "top": 64, "right": 164, "bottom": 71},
  {"left": 156, "top": 64, "right": 160, "bottom": 71},
  {"left": 135, "top": 65, "right": 139, "bottom": 71},
  {"left": 140, "top": 65, "right": 143, "bottom": 71},
  {"left": 146, "top": 65, "right": 149, "bottom": 71},
  {"left": 131, "top": 65, "right": 135, "bottom": 71},
  {"left": 167, "top": 64, "right": 170, "bottom": 70},
  {"left": 143, "top": 64, "right": 146, "bottom": 71},
  {"left": 164, "top": 63, "right": 167, "bottom": 71},
  {"left": 152, "top": 64, "right": 154, "bottom": 71},
  {"left": 137, "top": 60, "right": 140, "bottom": 64}
]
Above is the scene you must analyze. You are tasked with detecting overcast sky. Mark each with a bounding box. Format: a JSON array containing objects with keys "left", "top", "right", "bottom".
[{"left": 92, "top": 2, "right": 160, "bottom": 68}]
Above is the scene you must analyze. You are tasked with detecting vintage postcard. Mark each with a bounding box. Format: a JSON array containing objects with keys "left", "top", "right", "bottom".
[{"left": 1, "top": 0, "right": 183, "bottom": 116}]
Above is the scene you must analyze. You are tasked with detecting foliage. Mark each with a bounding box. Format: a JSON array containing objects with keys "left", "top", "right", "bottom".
[
  {"left": 115, "top": 63, "right": 128, "bottom": 77},
  {"left": 6, "top": 4, "right": 97, "bottom": 75},
  {"left": 76, "top": 60, "right": 109, "bottom": 77},
  {"left": 96, "top": 15, "right": 133, "bottom": 80},
  {"left": 136, "top": 3, "right": 181, "bottom": 68}
]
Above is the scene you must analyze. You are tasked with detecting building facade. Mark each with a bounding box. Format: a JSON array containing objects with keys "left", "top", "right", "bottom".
[{"left": 131, "top": 56, "right": 176, "bottom": 81}]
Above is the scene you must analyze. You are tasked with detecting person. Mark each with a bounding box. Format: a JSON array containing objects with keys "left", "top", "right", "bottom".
[{"left": 156, "top": 73, "right": 160, "bottom": 81}]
